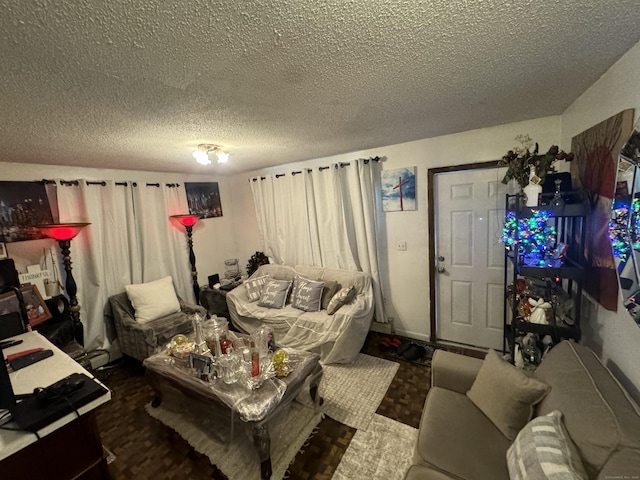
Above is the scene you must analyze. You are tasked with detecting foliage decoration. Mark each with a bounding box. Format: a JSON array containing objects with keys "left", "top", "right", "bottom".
[
  {"left": 246, "top": 251, "right": 270, "bottom": 277},
  {"left": 499, "top": 134, "right": 574, "bottom": 190}
]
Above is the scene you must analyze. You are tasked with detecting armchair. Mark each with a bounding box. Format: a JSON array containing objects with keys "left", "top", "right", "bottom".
[{"left": 105, "top": 291, "right": 206, "bottom": 362}]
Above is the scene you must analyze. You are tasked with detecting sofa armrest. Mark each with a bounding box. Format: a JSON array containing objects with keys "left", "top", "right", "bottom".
[{"left": 431, "top": 349, "right": 484, "bottom": 394}]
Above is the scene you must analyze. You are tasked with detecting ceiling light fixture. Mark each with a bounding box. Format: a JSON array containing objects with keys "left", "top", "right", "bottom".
[{"left": 192, "top": 144, "right": 230, "bottom": 165}]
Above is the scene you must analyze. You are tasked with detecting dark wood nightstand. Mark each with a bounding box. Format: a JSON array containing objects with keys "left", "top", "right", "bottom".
[{"left": 199, "top": 286, "right": 230, "bottom": 320}]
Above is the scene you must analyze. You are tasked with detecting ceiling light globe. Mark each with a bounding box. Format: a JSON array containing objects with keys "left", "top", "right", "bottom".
[
  {"left": 192, "top": 149, "right": 211, "bottom": 165},
  {"left": 216, "top": 151, "right": 229, "bottom": 163}
]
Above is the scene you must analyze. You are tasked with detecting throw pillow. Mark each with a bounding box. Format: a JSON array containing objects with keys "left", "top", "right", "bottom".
[
  {"left": 321, "top": 280, "right": 340, "bottom": 310},
  {"left": 466, "top": 349, "right": 550, "bottom": 441},
  {"left": 244, "top": 275, "right": 269, "bottom": 302},
  {"left": 291, "top": 275, "right": 325, "bottom": 312},
  {"left": 124, "top": 276, "right": 181, "bottom": 323},
  {"left": 258, "top": 279, "right": 292, "bottom": 309},
  {"left": 327, "top": 285, "right": 357, "bottom": 315},
  {"left": 507, "top": 410, "right": 588, "bottom": 480}
]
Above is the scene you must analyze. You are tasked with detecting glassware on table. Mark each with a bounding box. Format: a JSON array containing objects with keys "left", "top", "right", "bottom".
[
  {"left": 203, "top": 315, "right": 228, "bottom": 357},
  {"left": 218, "top": 350, "right": 240, "bottom": 384},
  {"left": 551, "top": 179, "right": 565, "bottom": 208}
]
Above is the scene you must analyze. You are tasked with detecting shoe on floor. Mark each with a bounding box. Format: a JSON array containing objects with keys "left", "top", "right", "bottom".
[{"left": 402, "top": 343, "right": 427, "bottom": 361}]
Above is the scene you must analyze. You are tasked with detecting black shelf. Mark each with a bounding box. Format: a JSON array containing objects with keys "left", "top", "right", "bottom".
[
  {"left": 510, "top": 202, "right": 589, "bottom": 218},
  {"left": 510, "top": 318, "right": 581, "bottom": 341},
  {"left": 503, "top": 192, "right": 585, "bottom": 360}
]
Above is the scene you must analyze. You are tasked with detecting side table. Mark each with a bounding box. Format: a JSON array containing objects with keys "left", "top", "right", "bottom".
[{"left": 200, "top": 286, "right": 230, "bottom": 320}]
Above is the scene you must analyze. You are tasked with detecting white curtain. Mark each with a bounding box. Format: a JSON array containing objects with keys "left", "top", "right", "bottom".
[
  {"left": 54, "top": 179, "right": 192, "bottom": 353},
  {"left": 250, "top": 174, "right": 315, "bottom": 266},
  {"left": 131, "top": 183, "right": 192, "bottom": 301},
  {"left": 251, "top": 159, "right": 388, "bottom": 323},
  {"left": 56, "top": 180, "right": 138, "bottom": 353}
]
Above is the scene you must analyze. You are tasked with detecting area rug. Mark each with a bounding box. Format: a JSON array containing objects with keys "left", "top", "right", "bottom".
[
  {"left": 316, "top": 354, "right": 399, "bottom": 430},
  {"left": 145, "top": 400, "right": 321, "bottom": 480},
  {"left": 332, "top": 414, "right": 418, "bottom": 480}
]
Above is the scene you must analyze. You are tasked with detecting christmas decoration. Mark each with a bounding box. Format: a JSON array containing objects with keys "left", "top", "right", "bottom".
[
  {"left": 502, "top": 210, "right": 557, "bottom": 267},
  {"left": 609, "top": 200, "right": 631, "bottom": 262}
]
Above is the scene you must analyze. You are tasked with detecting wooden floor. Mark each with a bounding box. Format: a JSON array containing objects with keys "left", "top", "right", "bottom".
[{"left": 94, "top": 332, "right": 483, "bottom": 479}]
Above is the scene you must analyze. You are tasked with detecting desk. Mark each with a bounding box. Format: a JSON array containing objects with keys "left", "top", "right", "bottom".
[{"left": 0, "top": 331, "right": 112, "bottom": 479}]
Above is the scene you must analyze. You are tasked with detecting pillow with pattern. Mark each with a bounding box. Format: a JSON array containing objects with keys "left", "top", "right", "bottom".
[
  {"left": 244, "top": 275, "right": 269, "bottom": 302},
  {"left": 507, "top": 410, "right": 588, "bottom": 480},
  {"left": 291, "top": 275, "right": 325, "bottom": 312},
  {"left": 258, "top": 279, "right": 292, "bottom": 309},
  {"left": 327, "top": 285, "right": 357, "bottom": 315}
]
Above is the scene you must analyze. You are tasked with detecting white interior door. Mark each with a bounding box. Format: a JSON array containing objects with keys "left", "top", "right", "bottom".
[{"left": 434, "top": 168, "right": 507, "bottom": 350}]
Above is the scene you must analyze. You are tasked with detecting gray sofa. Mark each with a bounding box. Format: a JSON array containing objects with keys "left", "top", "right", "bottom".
[
  {"left": 405, "top": 340, "right": 640, "bottom": 479},
  {"left": 226, "top": 264, "right": 374, "bottom": 364},
  {"left": 106, "top": 291, "right": 206, "bottom": 362}
]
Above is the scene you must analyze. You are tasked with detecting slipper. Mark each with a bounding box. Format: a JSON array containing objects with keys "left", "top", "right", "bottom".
[
  {"left": 379, "top": 337, "right": 393, "bottom": 352},
  {"left": 402, "top": 343, "right": 427, "bottom": 362}
]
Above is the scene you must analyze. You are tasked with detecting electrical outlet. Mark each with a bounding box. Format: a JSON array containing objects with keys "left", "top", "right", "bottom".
[{"left": 396, "top": 240, "right": 407, "bottom": 251}]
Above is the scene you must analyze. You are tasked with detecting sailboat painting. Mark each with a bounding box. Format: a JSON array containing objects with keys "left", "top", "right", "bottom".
[{"left": 381, "top": 167, "right": 417, "bottom": 212}]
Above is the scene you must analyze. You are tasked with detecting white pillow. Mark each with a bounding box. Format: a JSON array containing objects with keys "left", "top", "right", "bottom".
[{"left": 125, "top": 276, "right": 181, "bottom": 323}]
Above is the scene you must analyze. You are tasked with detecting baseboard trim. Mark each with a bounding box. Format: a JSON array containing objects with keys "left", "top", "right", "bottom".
[
  {"left": 369, "top": 321, "right": 395, "bottom": 335},
  {"left": 393, "top": 328, "right": 430, "bottom": 342}
]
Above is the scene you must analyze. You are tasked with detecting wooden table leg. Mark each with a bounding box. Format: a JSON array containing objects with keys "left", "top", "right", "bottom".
[{"left": 251, "top": 423, "right": 272, "bottom": 479}]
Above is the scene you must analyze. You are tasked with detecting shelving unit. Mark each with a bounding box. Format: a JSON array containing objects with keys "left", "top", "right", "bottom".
[{"left": 502, "top": 192, "right": 588, "bottom": 362}]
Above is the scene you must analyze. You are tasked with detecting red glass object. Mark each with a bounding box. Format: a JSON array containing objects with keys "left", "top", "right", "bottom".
[
  {"left": 170, "top": 214, "right": 201, "bottom": 227},
  {"left": 251, "top": 350, "right": 260, "bottom": 377},
  {"left": 220, "top": 339, "right": 233, "bottom": 355},
  {"left": 38, "top": 223, "right": 90, "bottom": 241}
]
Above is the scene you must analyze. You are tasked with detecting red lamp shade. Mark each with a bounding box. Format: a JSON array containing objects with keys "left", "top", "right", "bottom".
[
  {"left": 38, "top": 223, "right": 91, "bottom": 241},
  {"left": 170, "top": 214, "right": 201, "bottom": 227}
]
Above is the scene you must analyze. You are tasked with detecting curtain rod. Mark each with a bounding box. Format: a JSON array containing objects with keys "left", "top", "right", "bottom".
[
  {"left": 42, "top": 179, "right": 181, "bottom": 188},
  {"left": 250, "top": 156, "right": 381, "bottom": 182}
]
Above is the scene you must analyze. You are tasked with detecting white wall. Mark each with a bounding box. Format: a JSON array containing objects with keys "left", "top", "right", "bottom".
[
  {"left": 228, "top": 115, "right": 561, "bottom": 341},
  {"left": 228, "top": 38, "right": 640, "bottom": 402},
  {"left": 0, "top": 161, "right": 239, "bottom": 292},
  {"left": 560, "top": 40, "right": 640, "bottom": 400}
]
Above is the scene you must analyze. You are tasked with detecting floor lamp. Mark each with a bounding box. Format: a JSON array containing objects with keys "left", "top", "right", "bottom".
[
  {"left": 38, "top": 222, "right": 90, "bottom": 346},
  {"left": 170, "top": 214, "right": 202, "bottom": 304}
]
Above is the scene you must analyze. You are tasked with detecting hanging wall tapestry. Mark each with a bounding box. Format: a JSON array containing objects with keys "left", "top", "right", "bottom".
[
  {"left": 381, "top": 167, "right": 417, "bottom": 212},
  {"left": 570, "top": 109, "right": 634, "bottom": 311},
  {"left": 0, "top": 181, "right": 54, "bottom": 243},
  {"left": 185, "top": 182, "right": 223, "bottom": 218}
]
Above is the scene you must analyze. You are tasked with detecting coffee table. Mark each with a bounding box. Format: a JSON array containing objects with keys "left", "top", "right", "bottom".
[{"left": 143, "top": 347, "right": 322, "bottom": 479}]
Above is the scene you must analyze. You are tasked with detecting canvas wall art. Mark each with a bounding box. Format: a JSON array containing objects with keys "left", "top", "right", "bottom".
[
  {"left": 570, "top": 109, "right": 634, "bottom": 311},
  {"left": 381, "top": 167, "right": 417, "bottom": 212},
  {"left": 0, "top": 181, "right": 55, "bottom": 243},
  {"left": 185, "top": 182, "right": 223, "bottom": 218}
]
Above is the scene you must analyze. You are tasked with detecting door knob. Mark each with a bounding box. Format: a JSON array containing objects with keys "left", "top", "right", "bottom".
[
  {"left": 437, "top": 256, "right": 445, "bottom": 262},
  {"left": 437, "top": 266, "right": 446, "bottom": 273}
]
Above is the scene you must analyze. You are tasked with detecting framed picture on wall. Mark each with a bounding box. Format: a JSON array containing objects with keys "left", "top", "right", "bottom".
[
  {"left": 0, "top": 181, "right": 55, "bottom": 243},
  {"left": 185, "top": 182, "right": 223, "bottom": 218},
  {"left": 0, "top": 285, "right": 52, "bottom": 327},
  {"left": 381, "top": 167, "right": 417, "bottom": 212}
]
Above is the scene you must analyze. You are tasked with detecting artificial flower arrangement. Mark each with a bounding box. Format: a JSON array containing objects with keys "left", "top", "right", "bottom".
[{"left": 499, "top": 134, "right": 574, "bottom": 190}]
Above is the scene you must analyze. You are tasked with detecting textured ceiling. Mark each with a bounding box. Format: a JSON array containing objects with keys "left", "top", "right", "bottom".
[{"left": 1, "top": 1, "right": 640, "bottom": 175}]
